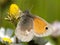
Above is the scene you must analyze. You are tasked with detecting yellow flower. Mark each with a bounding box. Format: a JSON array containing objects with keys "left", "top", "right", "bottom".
[
  {"left": 0, "top": 28, "right": 15, "bottom": 44},
  {"left": 2, "top": 37, "right": 12, "bottom": 43},
  {"left": 9, "top": 4, "right": 21, "bottom": 19}
]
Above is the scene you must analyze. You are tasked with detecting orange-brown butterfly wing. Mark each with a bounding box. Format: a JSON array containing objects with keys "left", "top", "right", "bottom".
[{"left": 33, "top": 16, "right": 48, "bottom": 36}]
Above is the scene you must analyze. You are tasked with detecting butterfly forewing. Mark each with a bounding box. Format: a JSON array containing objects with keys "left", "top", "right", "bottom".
[{"left": 33, "top": 16, "right": 53, "bottom": 37}]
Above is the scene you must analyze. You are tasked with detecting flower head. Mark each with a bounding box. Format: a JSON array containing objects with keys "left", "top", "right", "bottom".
[
  {"left": 0, "top": 27, "right": 15, "bottom": 44},
  {"left": 9, "top": 4, "right": 21, "bottom": 19},
  {"left": 51, "top": 21, "right": 60, "bottom": 37},
  {"left": 2, "top": 36, "right": 12, "bottom": 43}
]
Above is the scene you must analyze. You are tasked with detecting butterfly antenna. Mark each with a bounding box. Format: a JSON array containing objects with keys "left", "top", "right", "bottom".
[
  {"left": 23, "top": 5, "right": 33, "bottom": 13},
  {"left": 29, "top": 5, "right": 33, "bottom": 12}
]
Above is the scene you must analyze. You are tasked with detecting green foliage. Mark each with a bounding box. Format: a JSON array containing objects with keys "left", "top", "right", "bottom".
[
  {"left": 1, "top": 0, "right": 60, "bottom": 28},
  {"left": 16, "top": 0, "right": 60, "bottom": 22}
]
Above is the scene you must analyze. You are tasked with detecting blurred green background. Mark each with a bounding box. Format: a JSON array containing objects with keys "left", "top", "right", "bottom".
[
  {"left": 0, "top": 0, "right": 60, "bottom": 28},
  {"left": 0, "top": 0, "right": 60, "bottom": 45}
]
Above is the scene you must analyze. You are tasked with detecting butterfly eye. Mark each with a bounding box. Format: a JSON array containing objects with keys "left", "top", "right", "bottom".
[{"left": 45, "top": 27, "right": 48, "bottom": 30}]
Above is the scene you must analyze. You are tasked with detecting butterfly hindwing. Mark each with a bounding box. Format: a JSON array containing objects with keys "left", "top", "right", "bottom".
[{"left": 15, "top": 11, "right": 34, "bottom": 42}]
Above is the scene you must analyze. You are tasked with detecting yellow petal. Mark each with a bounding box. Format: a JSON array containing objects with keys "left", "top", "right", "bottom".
[
  {"left": 9, "top": 4, "right": 21, "bottom": 19},
  {"left": 2, "top": 37, "right": 12, "bottom": 43}
]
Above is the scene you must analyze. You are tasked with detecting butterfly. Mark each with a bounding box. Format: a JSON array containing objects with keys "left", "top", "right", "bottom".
[{"left": 15, "top": 10, "right": 53, "bottom": 42}]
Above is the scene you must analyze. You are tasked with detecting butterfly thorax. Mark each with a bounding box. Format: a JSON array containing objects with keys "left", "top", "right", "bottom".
[{"left": 18, "top": 10, "right": 34, "bottom": 31}]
